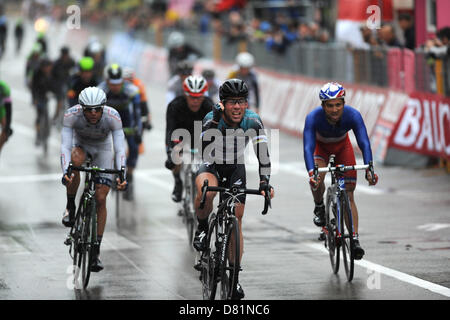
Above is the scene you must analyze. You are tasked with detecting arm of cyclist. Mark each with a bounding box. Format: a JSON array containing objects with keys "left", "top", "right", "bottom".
[
  {"left": 351, "top": 111, "right": 378, "bottom": 186},
  {"left": 164, "top": 101, "right": 180, "bottom": 170},
  {"left": 112, "top": 128, "right": 127, "bottom": 190},
  {"left": 60, "top": 124, "right": 74, "bottom": 186},
  {"left": 303, "top": 112, "right": 321, "bottom": 189}
]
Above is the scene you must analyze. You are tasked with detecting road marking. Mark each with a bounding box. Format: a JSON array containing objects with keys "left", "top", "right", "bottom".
[
  {"left": 306, "top": 242, "right": 450, "bottom": 298},
  {"left": 417, "top": 223, "right": 450, "bottom": 232}
]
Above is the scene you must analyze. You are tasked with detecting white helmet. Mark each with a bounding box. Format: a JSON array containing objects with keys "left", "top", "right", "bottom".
[
  {"left": 79, "top": 87, "right": 107, "bottom": 108},
  {"left": 236, "top": 52, "right": 254, "bottom": 68},
  {"left": 183, "top": 75, "right": 208, "bottom": 97},
  {"left": 88, "top": 41, "right": 103, "bottom": 54},
  {"left": 123, "top": 66, "right": 134, "bottom": 80},
  {"left": 167, "top": 31, "right": 185, "bottom": 49}
]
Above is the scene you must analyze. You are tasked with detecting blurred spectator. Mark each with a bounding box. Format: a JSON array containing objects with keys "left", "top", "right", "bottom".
[
  {"left": 265, "top": 25, "right": 290, "bottom": 55},
  {"left": 297, "top": 22, "right": 313, "bottom": 42},
  {"left": 398, "top": 13, "right": 415, "bottom": 50},
  {"left": 379, "top": 24, "right": 402, "bottom": 48},
  {"left": 226, "top": 10, "right": 246, "bottom": 44}
]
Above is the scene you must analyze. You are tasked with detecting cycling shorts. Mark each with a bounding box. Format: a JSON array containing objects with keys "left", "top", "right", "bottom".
[
  {"left": 197, "top": 163, "right": 247, "bottom": 204},
  {"left": 74, "top": 139, "right": 115, "bottom": 187},
  {"left": 313, "top": 134, "right": 356, "bottom": 186}
]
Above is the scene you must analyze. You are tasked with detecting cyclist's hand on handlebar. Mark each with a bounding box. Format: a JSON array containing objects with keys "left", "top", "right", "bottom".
[
  {"left": 62, "top": 172, "right": 75, "bottom": 186},
  {"left": 365, "top": 170, "right": 378, "bottom": 186},
  {"left": 259, "top": 180, "right": 274, "bottom": 199},
  {"left": 308, "top": 170, "right": 320, "bottom": 190},
  {"left": 212, "top": 102, "right": 224, "bottom": 123},
  {"left": 116, "top": 178, "right": 128, "bottom": 191}
]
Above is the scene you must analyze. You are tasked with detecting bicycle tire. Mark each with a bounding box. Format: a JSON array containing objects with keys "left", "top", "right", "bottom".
[
  {"left": 325, "top": 188, "right": 340, "bottom": 274},
  {"left": 340, "top": 191, "right": 354, "bottom": 282},
  {"left": 72, "top": 203, "right": 84, "bottom": 289},
  {"left": 81, "top": 200, "right": 95, "bottom": 289},
  {"left": 220, "top": 216, "right": 240, "bottom": 300},
  {"left": 201, "top": 213, "right": 218, "bottom": 300}
]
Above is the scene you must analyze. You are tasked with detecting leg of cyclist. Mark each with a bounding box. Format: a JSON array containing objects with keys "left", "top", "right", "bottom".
[
  {"left": 230, "top": 202, "right": 245, "bottom": 299},
  {"left": 310, "top": 156, "right": 327, "bottom": 227},
  {"left": 345, "top": 184, "right": 364, "bottom": 259},
  {"left": 90, "top": 182, "right": 110, "bottom": 272},
  {"left": 171, "top": 164, "right": 183, "bottom": 203},
  {"left": 62, "top": 147, "right": 85, "bottom": 227},
  {"left": 193, "top": 171, "right": 218, "bottom": 251}
]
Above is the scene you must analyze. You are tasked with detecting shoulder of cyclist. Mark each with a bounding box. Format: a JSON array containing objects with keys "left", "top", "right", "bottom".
[
  {"left": 242, "top": 109, "right": 264, "bottom": 130},
  {"left": 0, "top": 80, "right": 11, "bottom": 98}
]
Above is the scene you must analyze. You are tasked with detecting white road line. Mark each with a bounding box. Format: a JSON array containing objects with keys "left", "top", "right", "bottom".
[{"left": 306, "top": 242, "right": 450, "bottom": 298}]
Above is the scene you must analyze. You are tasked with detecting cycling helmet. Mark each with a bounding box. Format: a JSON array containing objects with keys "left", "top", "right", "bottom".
[
  {"left": 79, "top": 87, "right": 107, "bottom": 108},
  {"left": 88, "top": 41, "right": 103, "bottom": 54},
  {"left": 104, "top": 63, "right": 123, "bottom": 84},
  {"left": 201, "top": 69, "right": 215, "bottom": 80},
  {"left": 79, "top": 56, "right": 94, "bottom": 71},
  {"left": 219, "top": 78, "right": 248, "bottom": 101},
  {"left": 319, "top": 82, "right": 346, "bottom": 101},
  {"left": 236, "top": 52, "right": 254, "bottom": 68},
  {"left": 183, "top": 75, "right": 208, "bottom": 97},
  {"left": 167, "top": 31, "right": 185, "bottom": 49},
  {"left": 176, "top": 60, "right": 193, "bottom": 75}
]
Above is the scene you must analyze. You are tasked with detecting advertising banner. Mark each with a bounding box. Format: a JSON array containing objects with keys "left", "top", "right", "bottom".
[{"left": 389, "top": 92, "right": 450, "bottom": 159}]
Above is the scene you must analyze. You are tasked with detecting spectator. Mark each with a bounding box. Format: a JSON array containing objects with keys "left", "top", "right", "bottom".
[
  {"left": 379, "top": 24, "right": 402, "bottom": 48},
  {"left": 398, "top": 13, "right": 415, "bottom": 50},
  {"left": 265, "top": 25, "right": 290, "bottom": 55}
]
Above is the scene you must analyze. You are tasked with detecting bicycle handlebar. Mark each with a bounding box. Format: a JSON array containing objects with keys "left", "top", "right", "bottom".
[
  {"left": 199, "top": 179, "right": 271, "bottom": 215},
  {"left": 67, "top": 163, "right": 126, "bottom": 182}
]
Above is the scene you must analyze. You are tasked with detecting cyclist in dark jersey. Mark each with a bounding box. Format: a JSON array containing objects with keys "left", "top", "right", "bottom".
[
  {"left": 165, "top": 75, "right": 213, "bottom": 202},
  {"left": 67, "top": 57, "right": 98, "bottom": 107},
  {"left": 303, "top": 82, "right": 379, "bottom": 260},
  {"left": 193, "top": 79, "right": 274, "bottom": 299}
]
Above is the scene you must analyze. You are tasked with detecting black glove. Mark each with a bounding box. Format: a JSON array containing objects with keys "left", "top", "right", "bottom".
[
  {"left": 259, "top": 177, "right": 272, "bottom": 198},
  {"left": 212, "top": 103, "right": 223, "bottom": 123}
]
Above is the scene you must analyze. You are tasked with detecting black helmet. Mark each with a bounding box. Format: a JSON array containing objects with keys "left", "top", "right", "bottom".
[
  {"left": 104, "top": 63, "right": 123, "bottom": 84},
  {"left": 219, "top": 78, "right": 248, "bottom": 101}
]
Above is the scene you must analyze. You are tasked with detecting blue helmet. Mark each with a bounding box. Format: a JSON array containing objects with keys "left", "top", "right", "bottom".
[{"left": 319, "top": 82, "right": 346, "bottom": 101}]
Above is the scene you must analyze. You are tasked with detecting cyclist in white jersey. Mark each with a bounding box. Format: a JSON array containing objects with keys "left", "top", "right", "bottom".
[{"left": 60, "top": 87, "right": 127, "bottom": 272}]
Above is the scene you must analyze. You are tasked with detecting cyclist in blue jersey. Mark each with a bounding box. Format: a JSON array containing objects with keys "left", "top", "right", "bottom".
[
  {"left": 193, "top": 79, "right": 274, "bottom": 299},
  {"left": 303, "top": 82, "right": 378, "bottom": 260}
]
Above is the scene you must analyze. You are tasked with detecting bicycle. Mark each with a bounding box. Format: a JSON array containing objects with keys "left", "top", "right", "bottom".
[
  {"left": 197, "top": 179, "right": 271, "bottom": 300},
  {"left": 180, "top": 148, "right": 200, "bottom": 247},
  {"left": 314, "top": 154, "right": 374, "bottom": 282},
  {"left": 64, "top": 160, "right": 125, "bottom": 289}
]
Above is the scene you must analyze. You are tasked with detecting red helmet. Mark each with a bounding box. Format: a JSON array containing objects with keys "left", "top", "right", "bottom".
[{"left": 183, "top": 75, "right": 208, "bottom": 97}]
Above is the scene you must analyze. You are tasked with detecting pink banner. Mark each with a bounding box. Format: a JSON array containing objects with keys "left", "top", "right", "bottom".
[{"left": 389, "top": 92, "right": 450, "bottom": 159}]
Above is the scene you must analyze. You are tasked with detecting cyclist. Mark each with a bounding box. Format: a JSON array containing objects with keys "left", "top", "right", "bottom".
[
  {"left": 202, "top": 69, "right": 220, "bottom": 102},
  {"left": 167, "top": 31, "right": 203, "bottom": 77},
  {"left": 84, "top": 40, "right": 106, "bottom": 82},
  {"left": 193, "top": 78, "right": 274, "bottom": 299},
  {"left": 98, "top": 63, "right": 142, "bottom": 201},
  {"left": 303, "top": 82, "right": 379, "bottom": 260},
  {"left": 30, "top": 58, "right": 54, "bottom": 145},
  {"left": 165, "top": 75, "right": 213, "bottom": 203},
  {"left": 227, "top": 52, "right": 260, "bottom": 113},
  {"left": 14, "top": 19, "right": 24, "bottom": 53},
  {"left": 25, "top": 42, "right": 44, "bottom": 90},
  {"left": 61, "top": 87, "right": 127, "bottom": 272},
  {"left": 52, "top": 46, "right": 76, "bottom": 123},
  {"left": 67, "top": 57, "right": 98, "bottom": 107},
  {"left": 0, "top": 80, "right": 12, "bottom": 155},
  {"left": 123, "top": 67, "right": 152, "bottom": 131},
  {"left": 166, "top": 60, "right": 194, "bottom": 104}
]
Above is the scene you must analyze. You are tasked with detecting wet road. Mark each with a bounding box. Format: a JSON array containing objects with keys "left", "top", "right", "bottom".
[{"left": 0, "top": 22, "right": 449, "bottom": 300}]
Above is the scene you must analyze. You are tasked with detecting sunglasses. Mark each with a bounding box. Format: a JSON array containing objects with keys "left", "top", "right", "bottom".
[
  {"left": 83, "top": 106, "right": 103, "bottom": 113},
  {"left": 223, "top": 98, "right": 247, "bottom": 106}
]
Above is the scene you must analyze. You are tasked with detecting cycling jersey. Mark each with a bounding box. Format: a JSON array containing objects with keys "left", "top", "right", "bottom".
[
  {"left": 228, "top": 70, "right": 260, "bottom": 110},
  {"left": 303, "top": 105, "right": 373, "bottom": 173},
  {"left": 97, "top": 81, "right": 142, "bottom": 133},
  {"left": 60, "top": 105, "right": 126, "bottom": 180},
  {"left": 67, "top": 75, "right": 98, "bottom": 107},
  {"left": 165, "top": 95, "right": 213, "bottom": 154},
  {"left": 201, "top": 108, "right": 271, "bottom": 182}
]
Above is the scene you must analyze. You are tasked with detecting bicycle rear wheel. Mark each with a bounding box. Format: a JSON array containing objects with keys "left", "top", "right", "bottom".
[
  {"left": 219, "top": 216, "right": 240, "bottom": 300},
  {"left": 325, "top": 189, "right": 339, "bottom": 274},
  {"left": 340, "top": 191, "right": 354, "bottom": 282},
  {"left": 201, "top": 213, "right": 218, "bottom": 300}
]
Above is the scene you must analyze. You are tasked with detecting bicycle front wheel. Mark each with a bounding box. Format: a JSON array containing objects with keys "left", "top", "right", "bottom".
[
  {"left": 340, "top": 191, "right": 354, "bottom": 282},
  {"left": 201, "top": 213, "right": 218, "bottom": 300},
  {"left": 81, "top": 200, "right": 96, "bottom": 289},
  {"left": 219, "top": 216, "right": 240, "bottom": 300},
  {"left": 325, "top": 189, "right": 339, "bottom": 274}
]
